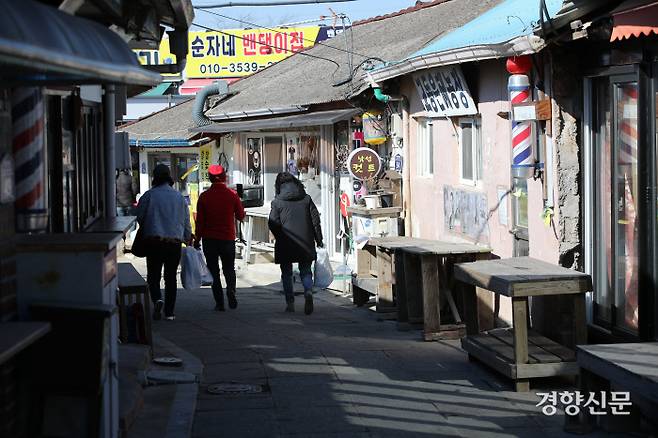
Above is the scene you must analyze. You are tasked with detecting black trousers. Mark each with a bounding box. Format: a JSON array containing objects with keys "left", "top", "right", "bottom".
[
  {"left": 202, "top": 238, "right": 236, "bottom": 306},
  {"left": 146, "top": 240, "right": 182, "bottom": 317}
]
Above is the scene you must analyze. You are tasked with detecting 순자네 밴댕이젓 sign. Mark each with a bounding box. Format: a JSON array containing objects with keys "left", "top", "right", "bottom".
[{"left": 413, "top": 66, "right": 477, "bottom": 117}]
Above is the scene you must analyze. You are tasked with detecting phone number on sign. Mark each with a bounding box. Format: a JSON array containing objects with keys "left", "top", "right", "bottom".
[{"left": 198, "top": 62, "right": 275, "bottom": 74}]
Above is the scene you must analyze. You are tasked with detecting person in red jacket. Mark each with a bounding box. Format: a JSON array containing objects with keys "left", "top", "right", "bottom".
[{"left": 194, "top": 165, "right": 245, "bottom": 311}]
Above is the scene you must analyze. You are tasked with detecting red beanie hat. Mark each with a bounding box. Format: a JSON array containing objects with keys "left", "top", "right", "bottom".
[{"left": 208, "top": 164, "right": 227, "bottom": 182}]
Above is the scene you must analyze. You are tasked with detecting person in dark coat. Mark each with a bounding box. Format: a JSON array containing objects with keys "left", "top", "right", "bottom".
[{"left": 268, "top": 172, "right": 323, "bottom": 314}]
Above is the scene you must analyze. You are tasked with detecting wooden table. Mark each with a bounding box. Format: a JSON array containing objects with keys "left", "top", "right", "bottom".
[
  {"left": 86, "top": 216, "right": 136, "bottom": 236},
  {"left": 0, "top": 322, "right": 51, "bottom": 365},
  {"left": 241, "top": 205, "right": 271, "bottom": 266},
  {"left": 117, "top": 263, "right": 152, "bottom": 348},
  {"left": 454, "top": 256, "right": 591, "bottom": 391},
  {"left": 354, "top": 236, "right": 491, "bottom": 340}
]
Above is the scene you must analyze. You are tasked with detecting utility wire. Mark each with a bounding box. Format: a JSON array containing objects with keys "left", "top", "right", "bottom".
[
  {"left": 191, "top": 21, "right": 342, "bottom": 73},
  {"left": 194, "top": 7, "right": 377, "bottom": 60}
]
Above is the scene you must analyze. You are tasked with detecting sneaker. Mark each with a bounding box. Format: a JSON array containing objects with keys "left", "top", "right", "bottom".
[
  {"left": 153, "top": 300, "right": 164, "bottom": 320},
  {"left": 304, "top": 294, "right": 313, "bottom": 315},
  {"left": 227, "top": 291, "right": 238, "bottom": 309},
  {"left": 165, "top": 315, "right": 176, "bottom": 321},
  {"left": 214, "top": 304, "right": 225, "bottom": 312},
  {"left": 285, "top": 302, "right": 295, "bottom": 312}
]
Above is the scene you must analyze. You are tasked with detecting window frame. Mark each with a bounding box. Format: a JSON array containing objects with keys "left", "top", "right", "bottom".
[
  {"left": 458, "top": 117, "right": 482, "bottom": 186},
  {"left": 416, "top": 118, "right": 434, "bottom": 177}
]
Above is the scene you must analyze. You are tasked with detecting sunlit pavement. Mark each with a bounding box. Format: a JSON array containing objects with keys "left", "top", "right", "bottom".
[{"left": 128, "top": 257, "right": 629, "bottom": 438}]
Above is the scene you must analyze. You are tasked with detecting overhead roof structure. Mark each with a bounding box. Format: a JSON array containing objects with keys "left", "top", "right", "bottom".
[
  {"left": 191, "top": 108, "right": 360, "bottom": 133},
  {"left": 367, "top": 0, "right": 563, "bottom": 83},
  {"left": 0, "top": 0, "right": 162, "bottom": 85},
  {"left": 118, "top": 98, "right": 197, "bottom": 142},
  {"left": 201, "top": 0, "right": 502, "bottom": 121}
]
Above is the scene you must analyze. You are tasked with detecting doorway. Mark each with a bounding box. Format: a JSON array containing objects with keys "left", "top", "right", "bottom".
[{"left": 589, "top": 74, "right": 642, "bottom": 337}]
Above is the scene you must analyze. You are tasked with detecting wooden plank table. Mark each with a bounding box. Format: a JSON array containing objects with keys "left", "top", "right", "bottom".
[
  {"left": 454, "top": 256, "right": 591, "bottom": 391},
  {"left": 117, "top": 263, "right": 152, "bottom": 348},
  {"left": 0, "top": 322, "right": 51, "bottom": 365},
  {"left": 353, "top": 237, "right": 491, "bottom": 340}
]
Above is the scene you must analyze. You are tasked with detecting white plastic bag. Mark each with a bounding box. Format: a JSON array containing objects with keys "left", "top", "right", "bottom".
[
  {"left": 181, "top": 247, "right": 207, "bottom": 291},
  {"left": 314, "top": 248, "right": 334, "bottom": 289}
]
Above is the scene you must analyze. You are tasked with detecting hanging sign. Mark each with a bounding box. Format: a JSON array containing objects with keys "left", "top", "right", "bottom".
[
  {"left": 413, "top": 65, "right": 477, "bottom": 117},
  {"left": 347, "top": 147, "right": 381, "bottom": 181},
  {"left": 199, "top": 143, "right": 212, "bottom": 182}
]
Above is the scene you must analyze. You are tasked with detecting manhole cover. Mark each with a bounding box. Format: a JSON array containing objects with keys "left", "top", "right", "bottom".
[
  {"left": 207, "top": 383, "right": 264, "bottom": 395},
  {"left": 153, "top": 356, "right": 183, "bottom": 367}
]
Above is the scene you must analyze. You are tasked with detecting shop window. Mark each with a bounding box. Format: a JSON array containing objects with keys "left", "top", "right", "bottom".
[
  {"left": 75, "top": 104, "right": 104, "bottom": 230},
  {"left": 459, "top": 118, "right": 482, "bottom": 185},
  {"left": 416, "top": 119, "right": 433, "bottom": 176}
]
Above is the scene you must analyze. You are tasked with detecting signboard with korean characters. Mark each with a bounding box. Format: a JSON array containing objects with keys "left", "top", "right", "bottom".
[
  {"left": 135, "top": 26, "right": 344, "bottom": 79},
  {"left": 413, "top": 66, "right": 477, "bottom": 117},
  {"left": 347, "top": 147, "right": 382, "bottom": 181}
]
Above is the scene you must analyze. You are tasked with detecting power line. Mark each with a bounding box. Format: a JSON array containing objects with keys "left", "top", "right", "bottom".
[
  {"left": 191, "top": 21, "right": 342, "bottom": 74},
  {"left": 194, "top": 7, "right": 377, "bottom": 61}
]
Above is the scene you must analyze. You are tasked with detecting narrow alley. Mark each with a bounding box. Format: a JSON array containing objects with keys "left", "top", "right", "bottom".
[{"left": 126, "top": 258, "right": 626, "bottom": 438}]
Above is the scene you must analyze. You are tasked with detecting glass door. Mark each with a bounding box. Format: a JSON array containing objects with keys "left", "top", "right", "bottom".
[{"left": 591, "top": 75, "right": 640, "bottom": 335}]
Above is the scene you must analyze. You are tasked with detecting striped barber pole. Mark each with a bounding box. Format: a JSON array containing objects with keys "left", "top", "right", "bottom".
[
  {"left": 618, "top": 84, "right": 638, "bottom": 165},
  {"left": 12, "top": 87, "right": 47, "bottom": 231},
  {"left": 508, "top": 74, "right": 534, "bottom": 178}
]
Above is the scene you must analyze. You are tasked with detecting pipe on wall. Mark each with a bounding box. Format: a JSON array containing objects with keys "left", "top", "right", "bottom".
[
  {"left": 193, "top": 81, "right": 229, "bottom": 127},
  {"left": 103, "top": 84, "right": 116, "bottom": 218}
]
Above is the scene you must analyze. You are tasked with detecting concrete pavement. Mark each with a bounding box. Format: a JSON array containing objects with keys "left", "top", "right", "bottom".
[{"left": 127, "top": 256, "right": 631, "bottom": 438}]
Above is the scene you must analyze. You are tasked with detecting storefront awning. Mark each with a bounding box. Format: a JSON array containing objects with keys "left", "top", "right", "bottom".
[
  {"left": 0, "top": 0, "right": 161, "bottom": 86},
  {"left": 610, "top": 1, "right": 658, "bottom": 41},
  {"left": 190, "top": 108, "right": 360, "bottom": 134}
]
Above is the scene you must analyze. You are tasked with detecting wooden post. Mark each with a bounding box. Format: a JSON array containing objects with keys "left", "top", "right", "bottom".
[
  {"left": 376, "top": 248, "right": 394, "bottom": 311},
  {"left": 403, "top": 251, "right": 423, "bottom": 325},
  {"left": 421, "top": 254, "right": 440, "bottom": 340},
  {"left": 573, "top": 293, "right": 587, "bottom": 347},
  {"left": 394, "top": 249, "right": 409, "bottom": 327},
  {"left": 512, "top": 296, "right": 530, "bottom": 392}
]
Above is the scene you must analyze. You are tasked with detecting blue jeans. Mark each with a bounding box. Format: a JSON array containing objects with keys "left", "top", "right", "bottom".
[{"left": 280, "top": 262, "right": 313, "bottom": 303}]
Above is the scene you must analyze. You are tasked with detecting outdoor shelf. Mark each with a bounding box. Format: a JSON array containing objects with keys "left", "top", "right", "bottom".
[
  {"left": 462, "top": 327, "right": 579, "bottom": 380},
  {"left": 0, "top": 321, "right": 51, "bottom": 365},
  {"left": 86, "top": 216, "right": 137, "bottom": 236}
]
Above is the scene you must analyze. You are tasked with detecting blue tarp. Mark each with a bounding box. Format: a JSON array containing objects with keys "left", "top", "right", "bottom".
[{"left": 401, "top": 0, "right": 563, "bottom": 60}]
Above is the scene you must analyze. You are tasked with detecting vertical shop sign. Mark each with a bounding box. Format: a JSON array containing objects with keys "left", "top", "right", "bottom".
[{"left": 199, "top": 143, "right": 212, "bottom": 182}]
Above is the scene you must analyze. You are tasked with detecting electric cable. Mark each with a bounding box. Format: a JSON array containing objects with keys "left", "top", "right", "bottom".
[{"left": 194, "top": 7, "right": 379, "bottom": 61}]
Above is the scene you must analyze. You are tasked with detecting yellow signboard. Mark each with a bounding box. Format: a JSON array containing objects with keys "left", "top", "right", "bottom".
[
  {"left": 135, "top": 27, "right": 322, "bottom": 79},
  {"left": 199, "top": 144, "right": 212, "bottom": 182}
]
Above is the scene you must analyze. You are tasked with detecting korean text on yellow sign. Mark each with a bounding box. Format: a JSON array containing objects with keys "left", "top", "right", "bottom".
[{"left": 135, "top": 27, "right": 321, "bottom": 79}]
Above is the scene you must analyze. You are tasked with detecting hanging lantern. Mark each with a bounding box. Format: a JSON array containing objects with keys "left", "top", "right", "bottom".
[
  {"left": 362, "top": 110, "right": 387, "bottom": 145},
  {"left": 508, "top": 71, "right": 535, "bottom": 179}
]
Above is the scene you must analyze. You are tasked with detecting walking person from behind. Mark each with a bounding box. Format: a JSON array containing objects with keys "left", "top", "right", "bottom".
[
  {"left": 268, "top": 172, "right": 323, "bottom": 314},
  {"left": 136, "top": 164, "right": 192, "bottom": 321},
  {"left": 194, "top": 165, "right": 245, "bottom": 311}
]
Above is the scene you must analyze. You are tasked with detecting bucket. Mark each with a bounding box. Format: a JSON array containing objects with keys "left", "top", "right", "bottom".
[
  {"left": 380, "top": 193, "right": 394, "bottom": 208},
  {"left": 363, "top": 195, "right": 381, "bottom": 209}
]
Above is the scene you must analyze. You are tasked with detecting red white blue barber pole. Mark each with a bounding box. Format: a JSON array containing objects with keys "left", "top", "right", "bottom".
[
  {"left": 12, "top": 87, "right": 48, "bottom": 231},
  {"left": 507, "top": 56, "right": 535, "bottom": 179}
]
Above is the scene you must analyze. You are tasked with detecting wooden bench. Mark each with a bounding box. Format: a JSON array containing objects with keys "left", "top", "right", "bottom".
[
  {"left": 570, "top": 342, "right": 658, "bottom": 433},
  {"left": 353, "top": 237, "right": 491, "bottom": 340},
  {"left": 454, "top": 256, "right": 591, "bottom": 391},
  {"left": 117, "top": 263, "right": 152, "bottom": 348}
]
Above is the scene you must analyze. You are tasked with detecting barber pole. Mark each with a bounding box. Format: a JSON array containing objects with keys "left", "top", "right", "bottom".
[
  {"left": 12, "top": 87, "right": 47, "bottom": 231},
  {"left": 509, "top": 74, "right": 534, "bottom": 178},
  {"left": 506, "top": 56, "right": 535, "bottom": 179}
]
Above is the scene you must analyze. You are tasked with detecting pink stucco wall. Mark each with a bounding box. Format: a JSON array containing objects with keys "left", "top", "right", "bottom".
[{"left": 402, "top": 59, "right": 559, "bottom": 263}]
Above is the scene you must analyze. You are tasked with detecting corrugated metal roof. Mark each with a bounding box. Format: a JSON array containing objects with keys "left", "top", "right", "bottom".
[
  {"left": 204, "top": 0, "right": 501, "bottom": 118},
  {"left": 0, "top": 0, "right": 161, "bottom": 85},
  {"left": 409, "top": 0, "right": 563, "bottom": 58}
]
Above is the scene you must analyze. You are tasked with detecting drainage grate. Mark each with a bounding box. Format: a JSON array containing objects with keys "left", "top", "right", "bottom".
[{"left": 207, "top": 383, "right": 265, "bottom": 395}]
